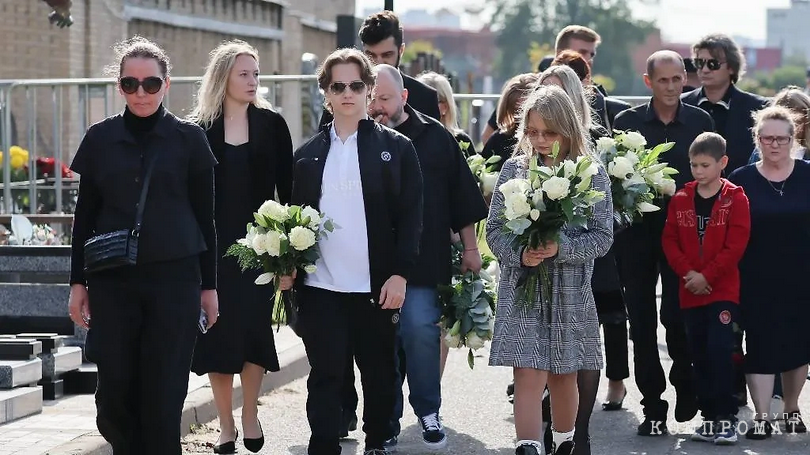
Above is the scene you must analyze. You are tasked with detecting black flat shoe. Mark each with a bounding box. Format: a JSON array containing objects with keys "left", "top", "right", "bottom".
[
  {"left": 602, "top": 388, "right": 627, "bottom": 411},
  {"left": 244, "top": 420, "right": 265, "bottom": 453},
  {"left": 213, "top": 430, "right": 238, "bottom": 454}
]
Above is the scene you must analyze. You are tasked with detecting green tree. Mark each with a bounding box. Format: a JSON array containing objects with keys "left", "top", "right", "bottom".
[{"left": 491, "top": 0, "right": 654, "bottom": 94}]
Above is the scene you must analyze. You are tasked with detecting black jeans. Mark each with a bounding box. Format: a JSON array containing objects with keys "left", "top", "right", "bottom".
[
  {"left": 298, "top": 286, "right": 399, "bottom": 454},
  {"left": 85, "top": 258, "right": 201, "bottom": 455},
  {"left": 682, "top": 302, "right": 739, "bottom": 420},
  {"left": 615, "top": 213, "right": 694, "bottom": 420}
]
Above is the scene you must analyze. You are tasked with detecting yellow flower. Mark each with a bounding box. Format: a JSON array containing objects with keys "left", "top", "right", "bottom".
[{"left": 8, "top": 146, "right": 28, "bottom": 169}]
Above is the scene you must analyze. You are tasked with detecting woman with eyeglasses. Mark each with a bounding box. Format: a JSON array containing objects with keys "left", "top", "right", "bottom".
[
  {"left": 728, "top": 106, "right": 810, "bottom": 440},
  {"left": 748, "top": 87, "right": 810, "bottom": 164},
  {"left": 67, "top": 36, "right": 219, "bottom": 454},
  {"left": 188, "top": 40, "right": 294, "bottom": 454}
]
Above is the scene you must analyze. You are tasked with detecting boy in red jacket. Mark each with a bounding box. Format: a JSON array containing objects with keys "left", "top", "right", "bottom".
[{"left": 662, "top": 132, "right": 751, "bottom": 445}]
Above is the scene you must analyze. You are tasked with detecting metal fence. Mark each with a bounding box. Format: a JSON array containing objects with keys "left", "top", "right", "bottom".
[{"left": 0, "top": 75, "right": 649, "bottom": 217}]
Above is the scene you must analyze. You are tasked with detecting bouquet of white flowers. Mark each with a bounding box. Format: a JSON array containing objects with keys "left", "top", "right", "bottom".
[
  {"left": 466, "top": 153, "right": 502, "bottom": 198},
  {"left": 499, "top": 145, "right": 606, "bottom": 307},
  {"left": 596, "top": 130, "right": 678, "bottom": 226},
  {"left": 438, "top": 241, "right": 497, "bottom": 369},
  {"left": 225, "top": 200, "right": 335, "bottom": 322}
]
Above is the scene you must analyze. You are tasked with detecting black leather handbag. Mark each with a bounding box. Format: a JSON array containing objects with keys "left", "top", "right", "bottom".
[{"left": 83, "top": 155, "right": 157, "bottom": 273}]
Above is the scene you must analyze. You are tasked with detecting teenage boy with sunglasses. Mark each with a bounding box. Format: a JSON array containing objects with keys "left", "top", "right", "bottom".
[{"left": 682, "top": 34, "right": 769, "bottom": 174}]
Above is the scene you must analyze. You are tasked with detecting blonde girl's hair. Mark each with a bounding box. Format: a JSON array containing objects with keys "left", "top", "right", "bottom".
[
  {"left": 496, "top": 73, "right": 540, "bottom": 135},
  {"left": 417, "top": 71, "right": 463, "bottom": 135},
  {"left": 771, "top": 86, "right": 810, "bottom": 148},
  {"left": 188, "top": 40, "right": 272, "bottom": 128},
  {"left": 537, "top": 65, "right": 594, "bottom": 131},
  {"left": 514, "top": 84, "right": 592, "bottom": 162}
]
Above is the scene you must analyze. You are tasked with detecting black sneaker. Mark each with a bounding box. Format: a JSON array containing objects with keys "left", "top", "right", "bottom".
[
  {"left": 637, "top": 418, "right": 668, "bottom": 436},
  {"left": 515, "top": 443, "right": 541, "bottom": 455},
  {"left": 784, "top": 411, "right": 807, "bottom": 433},
  {"left": 745, "top": 419, "right": 773, "bottom": 440},
  {"left": 691, "top": 420, "right": 716, "bottom": 442},
  {"left": 674, "top": 394, "right": 698, "bottom": 422},
  {"left": 551, "top": 440, "right": 575, "bottom": 455},
  {"left": 419, "top": 413, "right": 447, "bottom": 449}
]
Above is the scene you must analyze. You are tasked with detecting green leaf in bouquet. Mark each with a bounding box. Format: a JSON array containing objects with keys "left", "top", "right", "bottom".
[
  {"left": 485, "top": 155, "right": 502, "bottom": 165},
  {"left": 467, "top": 349, "right": 475, "bottom": 369},
  {"left": 459, "top": 141, "right": 471, "bottom": 154},
  {"left": 575, "top": 175, "right": 592, "bottom": 193},
  {"left": 644, "top": 162, "right": 669, "bottom": 174},
  {"left": 662, "top": 167, "right": 679, "bottom": 175},
  {"left": 254, "top": 213, "right": 269, "bottom": 228},
  {"left": 505, "top": 217, "right": 532, "bottom": 235},
  {"left": 560, "top": 198, "right": 574, "bottom": 221},
  {"left": 570, "top": 214, "right": 588, "bottom": 229},
  {"left": 471, "top": 280, "right": 484, "bottom": 301},
  {"left": 278, "top": 237, "right": 289, "bottom": 256},
  {"left": 323, "top": 219, "right": 336, "bottom": 232},
  {"left": 460, "top": 313, "right": 473, "bottom": 337}
]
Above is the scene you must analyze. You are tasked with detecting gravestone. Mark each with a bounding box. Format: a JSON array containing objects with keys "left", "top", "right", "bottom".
[
  {"left": 0, "top": 387, "right": 42, "bottom": 424},
  {"left": 0, "top": 358, "right": 42, "bottom": 389},
  {"left": 0, "top": 339, "right": 43, "bottom": 361}
]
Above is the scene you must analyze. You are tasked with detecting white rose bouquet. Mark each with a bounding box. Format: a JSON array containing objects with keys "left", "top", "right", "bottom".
[
  {"left": 438, "top": 241, "right": 497, "bottom": 369},
  {"left": 225, "top": 200, "right": 336, "bottom": 322},
  {"left": 596, "top": 130, "right": 678, "bottom": 226},
  {"left": 499, "top": 144, "right": 605, "bottom": 307},
  {"left": 466, "top": 153, "right": 502, "bottom": 198}
]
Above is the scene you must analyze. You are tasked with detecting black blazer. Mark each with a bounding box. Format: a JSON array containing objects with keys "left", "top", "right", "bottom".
[
  {"left": 69, "top": 108, "right": 218, "bottom": 288},
  {"left": 318, "top": 70, "right": 441, "bottom": 127},
  {"left": 682, "top": 85, "right": 769, "bottom": 173},
  {"left": 291, "top": 119, "right": 423, "bottom": 298},
  {"left": 204, "top": 104, "right": 293, "bottom": 208}
]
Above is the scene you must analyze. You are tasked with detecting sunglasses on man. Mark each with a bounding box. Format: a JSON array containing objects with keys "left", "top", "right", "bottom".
[
  {"left": 119, "top": 76, "right": 164, "bottom": 95},
  {"left": 328, "top": 80, "right": 366, "bottom": 95},
  {"left": 694, "top": 58, "right": 726, "bottom": 71}
]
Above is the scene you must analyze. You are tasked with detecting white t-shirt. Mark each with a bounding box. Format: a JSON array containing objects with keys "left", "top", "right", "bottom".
[{"left": 305, "top": 125, "right": 371, "bottom": 293}]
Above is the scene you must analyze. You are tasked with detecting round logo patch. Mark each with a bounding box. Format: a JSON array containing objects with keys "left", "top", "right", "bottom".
[
  {"left": 381, "top": 151, "right": 392, "bottom": 162},
  {"left": 391, "top": 312, "right": 400, "bottom": 324},
  {"left": 719, "top": 310, "right": 732, "bottom": 325}
]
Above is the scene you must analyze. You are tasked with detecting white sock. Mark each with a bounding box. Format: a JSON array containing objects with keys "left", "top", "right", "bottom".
[
  {"left": 552, "top": 428, "right": 575, "bottom": 448},
  {"left": 516, "top": 439, "right": 543, "bottom": 451}
]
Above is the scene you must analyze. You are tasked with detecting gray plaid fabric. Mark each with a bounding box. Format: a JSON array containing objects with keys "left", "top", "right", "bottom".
[{"left": 486, "top": 156, "right": 613, "bottom": 374}]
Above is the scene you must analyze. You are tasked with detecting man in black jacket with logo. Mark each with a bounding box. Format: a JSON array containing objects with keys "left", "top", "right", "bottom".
[
  {"left": 289, "top": 48, "right": 423, "bottom": 455},
  {"left": 682, "top": 34, "right": 769, "bottom": 174},
  {"left": 368, "top": 64, "right": 488, "bottom": 451},
  {"left": 319, "top": 10, "right": 440, "bottom": 129}
]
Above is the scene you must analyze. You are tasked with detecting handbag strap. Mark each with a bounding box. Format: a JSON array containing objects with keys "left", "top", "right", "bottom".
[{"left": 131, "top": 154, "right": 158, "bottom": 237}]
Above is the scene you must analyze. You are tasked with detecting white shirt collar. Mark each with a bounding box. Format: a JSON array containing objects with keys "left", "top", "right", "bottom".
[{"left": 329, "top": 117, "right": 371, "bottom": 143}]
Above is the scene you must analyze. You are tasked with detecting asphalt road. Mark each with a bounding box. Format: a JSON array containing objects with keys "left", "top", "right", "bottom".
[{"left": 182, "top": 323, "right": 810, "bottom": 455}]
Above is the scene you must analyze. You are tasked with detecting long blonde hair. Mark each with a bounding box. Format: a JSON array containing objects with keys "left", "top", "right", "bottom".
[
  {"left": 417, "top": 71, "right": 463, "bottom": 135},
  {"left": 514, "top": 85, "right": 591, "bottom": 161},
  {"left": 188, "top": 40, "right": 272, "bottom": 128},
  {"left": 537, "top": 65, "right": 593, "bottom": 131}
]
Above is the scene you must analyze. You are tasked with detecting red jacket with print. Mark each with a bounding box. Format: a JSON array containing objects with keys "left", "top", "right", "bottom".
[{"left": 661, "top": 179, "right": 751, "bottom": 309}]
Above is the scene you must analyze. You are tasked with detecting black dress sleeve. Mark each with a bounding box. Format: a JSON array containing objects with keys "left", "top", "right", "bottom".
[
  {"left": 186, "top": 126, "right": 218, "bottom": 290},
  {"left": 69, "top": 127, "right": 101, "bottom": 286},
  {"left": 447, "top": 130, "right": 488, "bottom": 232},
  {"left": 273, "top": 114, "right": 294, "bottom": 204},
  {"left": 392, "top": 137, "right": 424, "bottom": 280}
]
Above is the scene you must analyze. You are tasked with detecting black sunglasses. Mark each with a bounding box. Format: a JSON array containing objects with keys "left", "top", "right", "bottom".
[
  {"left": 119, "top": 76, "right": 164, "bottom": 95},
  {"left": 329, "top": 80, "right": 366, "bottom": 95},
  {"left": 693, "top": 58, "right": 725, "bottom": 71}
]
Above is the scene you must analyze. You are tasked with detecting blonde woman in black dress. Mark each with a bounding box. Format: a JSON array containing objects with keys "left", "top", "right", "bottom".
[{"left": 189, "top": 40, "right": 294, "bottom": 454}]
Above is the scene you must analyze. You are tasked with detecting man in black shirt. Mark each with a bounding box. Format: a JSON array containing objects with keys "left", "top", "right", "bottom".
[
  {"left": 368, "top": 64, "right": 488, "bottom": 450},
  {"left": 613, "top": 50, "right": 714, "bottom": 437},
  {"left": 319, "top": 11, "right": 440, "bottom": 128},
  {"left": 682, "top": 34, "right": 768, "bottom": 174}
]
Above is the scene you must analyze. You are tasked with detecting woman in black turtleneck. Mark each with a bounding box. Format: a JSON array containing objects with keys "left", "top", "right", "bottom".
[{"left": 67, "top": 37, "right": 218, "bottom": 455}]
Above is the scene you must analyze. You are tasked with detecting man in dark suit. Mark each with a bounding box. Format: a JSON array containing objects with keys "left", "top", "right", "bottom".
[
  {"left": 681, "top": 34, "right": 769, "bottom": 174},
  {"left": 319, "top": 11, "right": 440, "bottom": 129}
]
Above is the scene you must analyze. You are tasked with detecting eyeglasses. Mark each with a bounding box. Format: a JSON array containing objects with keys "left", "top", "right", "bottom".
[
  {"left": 119, "top": 76, "right": 164, "bottom": 95},
  {"left": 523, "top": 128, "right": 560, "bottom": 140},
  {"left": 759, "top": 135, "right": 792, "bottom": 146},
  {"left": 693, "top": 58, "right": 726, "bottom": 71},
  {"left": 329, "top": 80, "right": 366, "bottom": 95}
]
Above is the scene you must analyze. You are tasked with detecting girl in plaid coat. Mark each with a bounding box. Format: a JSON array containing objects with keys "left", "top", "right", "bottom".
[{"left": 486, "top": 85, "right": 613, "bottom": 455}]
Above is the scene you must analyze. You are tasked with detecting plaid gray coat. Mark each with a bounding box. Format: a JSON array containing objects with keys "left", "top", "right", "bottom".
[{"left": 486, "top": 156, "right": 613, "bottom": 374}]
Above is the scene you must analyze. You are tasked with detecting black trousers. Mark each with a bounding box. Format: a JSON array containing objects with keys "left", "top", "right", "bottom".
[
  {"left": 682, "top": 302, "right": 739, "bottom": 420},
  {"left": 84, "top": 258, "right": 201, "bottom": 455},
  {"left": 615, "top": 213, "right": 694, "bottom": 420},
  {"left": 298, "top": 286, "right": 398, "bottom": 454}
]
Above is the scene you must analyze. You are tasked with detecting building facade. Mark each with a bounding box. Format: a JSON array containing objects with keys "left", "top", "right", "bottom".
[{"left": 767, "top": 0, "right": 810, "bottom": 62}]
